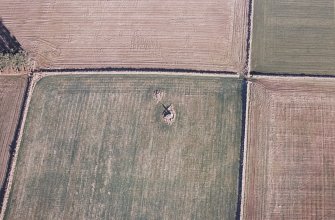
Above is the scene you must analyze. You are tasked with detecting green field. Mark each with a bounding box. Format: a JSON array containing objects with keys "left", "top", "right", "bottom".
[
  {"left": 251, "top": 0, "right": 335, "bottom": 75},
  {"left": 5, "top": 74, "right": 243, "bottom": 219}
]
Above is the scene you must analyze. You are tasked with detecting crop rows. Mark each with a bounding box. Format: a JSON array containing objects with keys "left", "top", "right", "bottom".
[
  {"left": 243, "top": 77, "right": 335, "bottom": 219},
  {"left": 251, "top": 0, "right": 335, "bottom": 75},
  {"left": 0, "top": 0, "right": 248, "bottom": 72},
  {"left": 0, "top": 76, "right": 27, "bottom": 189},
  {"left": 4, "top": 74, "right": 243, "bottom": 219}
]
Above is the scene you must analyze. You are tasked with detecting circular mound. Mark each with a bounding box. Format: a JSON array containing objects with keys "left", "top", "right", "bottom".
[{"left": 162, "top": 104, "right": 176, "bottom": 125}]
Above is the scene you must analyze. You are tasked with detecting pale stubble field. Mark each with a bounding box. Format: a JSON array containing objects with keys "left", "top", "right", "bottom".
[{"left": 0, "top": 0, "right": 248, "bottom": 72}]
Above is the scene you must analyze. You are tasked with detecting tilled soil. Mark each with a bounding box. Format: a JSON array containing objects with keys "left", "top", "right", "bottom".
[
  {"left": 0, "top": 75, "right": 27, "bottom": 189},
  {"left": 243, "top": 77, "right": 335, "bottom": 220}
]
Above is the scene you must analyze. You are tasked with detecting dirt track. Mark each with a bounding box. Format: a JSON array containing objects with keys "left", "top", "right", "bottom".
[{"left": 0, "top": 0, "right": 248, "bottom": 72}]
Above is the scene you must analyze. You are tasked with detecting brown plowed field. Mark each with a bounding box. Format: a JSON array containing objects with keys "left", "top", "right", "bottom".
[
  {"left": 243, "top": 77, "right": 335, "bottom": 219},
  {"left": 0, "top": 75, "right": 27, "bottom": 189},
  {"left": 0, "top": 0, "right": 248, "bottom": 72}
]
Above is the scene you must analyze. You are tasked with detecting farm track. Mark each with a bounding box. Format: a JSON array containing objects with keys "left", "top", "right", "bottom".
[
  {"left": 235, "top": 80, "right": 248, "bottom": 220},
  {"left": 251, "top": 71, "right": 335, "bottom": 79},
  {"left": 36, "top": 67, "right": 237, "bottom": 75}
]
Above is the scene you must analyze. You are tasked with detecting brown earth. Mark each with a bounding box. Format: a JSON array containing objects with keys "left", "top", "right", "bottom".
[
  {"left": 0, "top": 75, "right": 27, "bottom": 189},
  {"left": 243, "top": 77, "right": 335, "bottom": 219},
  {"left": 0, "top": 0, "right": 248, "bottom": 72}
]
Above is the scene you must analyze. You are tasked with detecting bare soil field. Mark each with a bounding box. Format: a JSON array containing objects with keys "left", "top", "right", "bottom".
[
  {"left": 0, "top": 75, "right": 27, "bottom": 189},
  {"left": 243, "top": 77, "right": 335, "bottom": 219},
  {"left": 251, "top": 0, "right": 335, "bottom": 75},
  {"left": 0, "top": 0, "right": 248, "bottom": 72},
  {"left": 4, "top": 74, "right": 243, "bottom": 219}
]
